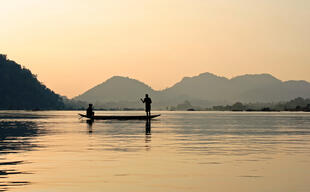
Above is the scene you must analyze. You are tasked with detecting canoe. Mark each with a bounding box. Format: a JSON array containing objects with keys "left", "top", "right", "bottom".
[{"left": 78, "top": 113, "right": 160, "bottom": 120}]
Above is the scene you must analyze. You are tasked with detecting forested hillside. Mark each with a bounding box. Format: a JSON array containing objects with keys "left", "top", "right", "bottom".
[{"left": 0, "top": 54, "right": 64, "bottom": 109}]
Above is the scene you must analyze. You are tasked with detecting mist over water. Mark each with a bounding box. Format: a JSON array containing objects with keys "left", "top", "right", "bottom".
[{"left": 0, "top": 111, "right": 310, "bottom": 192}]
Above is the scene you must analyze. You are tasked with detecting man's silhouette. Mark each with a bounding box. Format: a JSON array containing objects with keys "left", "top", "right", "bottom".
[
  {"left": 141, "top": 94, "right": 152, "bottom": 117},
  {"left": 86, "top": 104, "right": 94, "bottom": 118}
]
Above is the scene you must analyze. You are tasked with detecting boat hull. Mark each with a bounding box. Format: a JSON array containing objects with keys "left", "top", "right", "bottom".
[{"left": 79, "top": 113, "right": 160, "bottom": 120}]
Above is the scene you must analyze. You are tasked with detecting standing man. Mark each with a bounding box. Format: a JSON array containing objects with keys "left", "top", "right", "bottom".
[{"left": 141, "top": 94, "right": 152, "bottom": 117}]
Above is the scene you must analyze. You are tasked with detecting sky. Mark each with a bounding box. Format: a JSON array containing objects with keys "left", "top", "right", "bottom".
[{"left": 1, "top": 0, "right": 309, "bottom": 98}]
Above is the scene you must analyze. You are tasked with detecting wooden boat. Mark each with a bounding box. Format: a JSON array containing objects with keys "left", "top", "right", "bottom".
[{"left": 78, "top": 113, "right": 160, "bottom": 120}]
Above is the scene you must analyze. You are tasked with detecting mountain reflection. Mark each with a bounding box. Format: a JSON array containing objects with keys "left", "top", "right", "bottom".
[{"left": 0, "top": 120, "right": 45, "bottom": 191}]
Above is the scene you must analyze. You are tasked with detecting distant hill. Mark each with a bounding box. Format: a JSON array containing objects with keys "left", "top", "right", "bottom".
[
  {"left": 75, "top": 76, "right": 158, "bottom": 108},
  {"left": 165, "top": 73, "right": 310, "bottom": 103},
  {"left": 0, "top": 54, "right": 64, "bottom": 109},
  {"left": 74, "top": 72, "right": 310, "bottom": 109},
  {"left": 76, "top": 76, "right": 155, "bottom": 102},
  {"left": 163, "top": 73, "right": 310, "bottom": 102}
]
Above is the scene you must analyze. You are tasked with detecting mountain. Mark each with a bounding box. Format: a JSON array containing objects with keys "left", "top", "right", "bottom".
[
  {"left": 0, "top": 54, "right": 64, "bottom": 109},
  {"left": 75, "top": 76, "right": 158, "bottom": 108},
  {"left": 229, "top": 74, "right": 310, "bottom": 102},
  {"left": 74, "top": 72, "right": 310, "bottom": 108},
  {"left": 164, "top": 72, "right": 310, "bottom": 103},
  {"left": 162, "top": 72, "right": 229, "bottom": 100}
]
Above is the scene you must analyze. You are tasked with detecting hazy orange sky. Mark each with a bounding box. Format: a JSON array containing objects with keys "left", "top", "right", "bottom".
[{"left": 1, "top": 0, "right": 309, "bottom": 98}]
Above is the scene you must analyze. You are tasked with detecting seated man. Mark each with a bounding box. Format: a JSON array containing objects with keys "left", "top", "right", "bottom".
[{"left": 86, "top": 104, "right": 94, "bottom": 118}]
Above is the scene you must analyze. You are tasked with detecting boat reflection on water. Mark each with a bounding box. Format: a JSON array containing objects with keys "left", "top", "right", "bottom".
[
  {"left": 84, "top": 118, "right": 153, "bottom": 150},
  {"left": 84, "top": 118, "right": 152, "bottom": 137}
]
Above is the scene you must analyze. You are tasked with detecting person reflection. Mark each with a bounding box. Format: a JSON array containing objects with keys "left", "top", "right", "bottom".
[
  {"left": 145, "top": 119, "right": 151, "bottom": 151},
  {"left": 86, "top": 119, "right": 93, "bottom": 134},
  {"left": 145, "top": 119, "right": 151, "bottom": 135}
]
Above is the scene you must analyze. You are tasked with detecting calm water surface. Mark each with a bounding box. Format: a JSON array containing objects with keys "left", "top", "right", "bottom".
[{"left": 0, "top": 111, "right": 310, "bottom": 192}]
